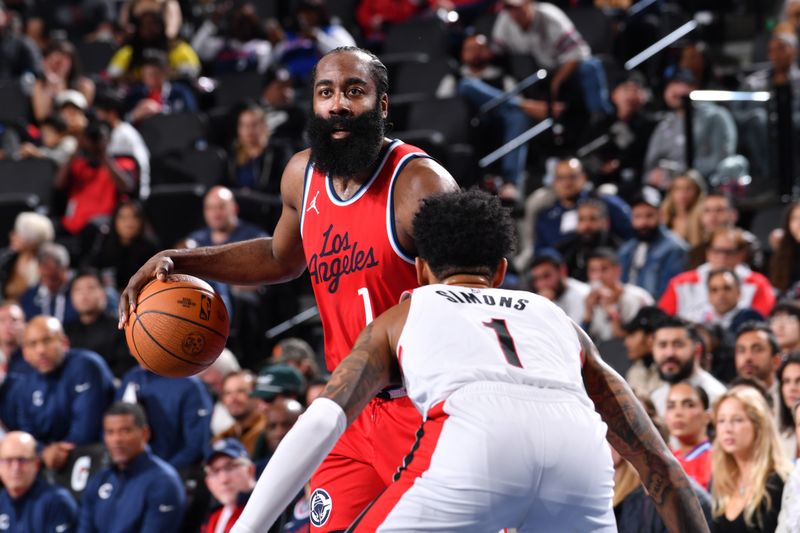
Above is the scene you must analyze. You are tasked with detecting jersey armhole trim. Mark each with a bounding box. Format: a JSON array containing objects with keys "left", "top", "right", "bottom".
[
  {"left": 299, "top": 159, "right": 315, "bottom": 236},
  {"left": 387, "top": 153, "right": 432, "bottom": 265}
]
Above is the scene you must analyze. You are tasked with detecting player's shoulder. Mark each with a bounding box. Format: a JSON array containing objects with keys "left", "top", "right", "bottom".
[
  {"left": 394, "top": 152, "right": 458, "bottom": 200},
  {"left": 280, "top": 149, "right": 313, "bottom": 206}
]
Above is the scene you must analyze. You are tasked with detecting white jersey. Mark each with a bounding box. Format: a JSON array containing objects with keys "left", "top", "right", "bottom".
[{"left": 397, "top": 284, "right": 589, "bottom": 417}]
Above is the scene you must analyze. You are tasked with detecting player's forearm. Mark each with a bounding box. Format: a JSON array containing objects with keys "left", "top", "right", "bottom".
[
  {"left": 231, "top": 399, "right": 347, "bottom": 533},
  {"left": 168, "top": 238, "right": 305, "bottom": 285}
]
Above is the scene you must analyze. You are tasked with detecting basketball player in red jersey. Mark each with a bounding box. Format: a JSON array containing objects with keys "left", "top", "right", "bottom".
[{"left": 118, "top": 46, "right": 458, "bottom": 532}]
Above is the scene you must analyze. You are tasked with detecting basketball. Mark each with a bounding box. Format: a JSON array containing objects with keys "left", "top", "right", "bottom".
[{"left": 124, "top": 274, "right": 230, "bottom": 377}]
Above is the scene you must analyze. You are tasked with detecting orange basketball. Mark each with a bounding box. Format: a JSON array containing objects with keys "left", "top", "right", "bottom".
[{"left": 124, "top": 274, "right": 230, "bottom": 377}]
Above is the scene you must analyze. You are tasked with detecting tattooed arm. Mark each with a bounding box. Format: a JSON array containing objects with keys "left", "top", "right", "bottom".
[
  {"left": 230, "top": 304, "right": 406, "bottom": 533},
  {"left": 574, "top": 322, "right": 709, "bottom": 533}
]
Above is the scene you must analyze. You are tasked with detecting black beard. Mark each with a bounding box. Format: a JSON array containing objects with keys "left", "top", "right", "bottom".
[
  {"left": 307, "top": 105, "right": 386, "bottom": 177},
  {"left": 579, "top": 230, "right": 603, "bottom": 246},
  {"left": 658, "top": 357, "right": 695, "bottom": 384},
  {"left": 635, "top": 226, "right": 660, "bottom": 243}
]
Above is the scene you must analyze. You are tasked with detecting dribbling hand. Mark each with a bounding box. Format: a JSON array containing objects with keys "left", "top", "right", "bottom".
[{"left": 117, "top": 253, "right": 175, "bottom": 329}]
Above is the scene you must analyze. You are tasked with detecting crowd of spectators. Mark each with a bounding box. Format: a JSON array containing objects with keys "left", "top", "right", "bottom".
[{"left": 1, "top": 0, "right": 800, "bottom": 531}]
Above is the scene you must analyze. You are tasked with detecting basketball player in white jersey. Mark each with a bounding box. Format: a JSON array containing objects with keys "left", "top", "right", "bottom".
[{"left": 231, "top": 190, "right": 708, "bottom": 533}]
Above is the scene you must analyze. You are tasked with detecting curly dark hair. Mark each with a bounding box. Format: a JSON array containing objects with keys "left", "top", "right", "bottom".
[{"left": 413, "top": 190, "right": 515, "bottom": 279}]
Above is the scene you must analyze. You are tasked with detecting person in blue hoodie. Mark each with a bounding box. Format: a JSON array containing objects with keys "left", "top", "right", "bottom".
[
  {"left": 117, "top": 365, "right": 212, "bottom": 470},
  {"left": 78, "top": 402, "right": 185, "bottom": 533},
  {"left": 8, "top": 315, "right": 115, "bottom": 471},
  {"left": 0, "top": 431, "right": 78, "bottom": 532}
]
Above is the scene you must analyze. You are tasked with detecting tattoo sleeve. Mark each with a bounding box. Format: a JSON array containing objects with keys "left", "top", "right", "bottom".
[
  {"left": 320, "top": 322, "right": 394, "bottom": 425},
  {"left": 574, "top": 323, "right": 709, "bottom": 533}
]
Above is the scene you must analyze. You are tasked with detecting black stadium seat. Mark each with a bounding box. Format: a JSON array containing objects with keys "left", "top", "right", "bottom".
[
  {"left": 215, "top": 71, "right": 265, "bottom": 108},
  {"left": 150, "top": 146, "right": 227, "bottom": 188},
  {"left": 136, "top": 112, "right": 209, "bottom": 158},
  {"left": 0, "top": 81, "right": 30, "bottom": 124},
  {"left": 75, "top": 40, "right": 117, "bottom": 75},
  {"left": 49, "top": 442, "right": 107, "bottom": 501},
  {"left": 392, "top": 57, "right": 458, "bottom": 100},
  {"left": 0, "top": 158, "right": 56, "bottom": 210},
  {"left": 145, "top": 183, "right": 206, "bottom": 247},
  {"left": 383, "top": 18, "right": 451, "bottom": 60},
  {"left": 234, "top": 188, "right": 282, "bottom": 234},
  {"left": 0, "top": 193, "right": 42, "bottom": 248}
]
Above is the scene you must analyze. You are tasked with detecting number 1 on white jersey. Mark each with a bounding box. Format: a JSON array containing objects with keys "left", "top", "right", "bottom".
[{"left": 358, "top": 287, "right": 374, "bottom": 325}]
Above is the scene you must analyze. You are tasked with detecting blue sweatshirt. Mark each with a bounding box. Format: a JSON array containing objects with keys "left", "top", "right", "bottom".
[
  {"left": 11, "top": 349, "right": 115, "bottom": 444},
  {"left": 0, "top": 477, "right": 78, "bottom": 533},
  {"left": 116, "top": 367, "right": 212, "bottom": 469},
  {"left": 77, "top": 450, "right": 185, "bottom": 533}
]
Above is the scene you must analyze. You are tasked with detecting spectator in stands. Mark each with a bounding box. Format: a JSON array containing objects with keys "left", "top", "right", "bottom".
[
  {"left": 618, "top": 186, "right": 689, "bottom": 299},
  {"left": 643, "top": 69, "right": 737, "bottom": 189},
  {"left": 30, "top": 39, "right": 95, "bottom": 124},
  {"left": 665, "top": 382, "right": 712, "bottom": 490},
  {"left": 0, "top": 2, "right": 42, "bottom": 81},
  {"left": 776, "top": 352, "right": 800, "bottom": 460},
  {"left": 0, "top": 212, "right": 54, "bottom": 302},
  {"left": 555, "top": 198, "right": 624, "bottom": 282},
  {"left": 777, "top": 400, "right": 800, "bottom": 532},
  {"left": 55, "top": 120, "right": 138, "bottom": 237},
  {"left": 85, "top": 200, "right": 160, "bottom": 294},
  {"left": 78, "top": 402, "right": 186, "bottom": 532},
  {"left": 534, "top": 158, "right": 632, "bottom": 253},
  {"left": 661, "top": 170, "right": 706, "bottom": 248},
  {"left": 273, "top": 0, "right": 357, "bottom": 84},
  {"left": 492, "top": 0, "right": 613, "bottom": 118},
  {"left": 250, "top": 364, "right": 306, "bottom": 410},
  {"left": 770, "top": 201, "right": 800, "bottom": 296},
  {"left": 191, "top": 1, "right": 271, "bottom": 75},
  {"left": 677, "top": 41, "right": 715, "bottom": 90},
  {"left": 659, "top": 227, "right": 776, "bottom": 323},
  {"left": 450, "top": 33, "right": 561, "bottom": 201},
  {"left": 125, "top": 48, "right": 198, "bottom": 124},
  {"left": 26, "top": 0, "right": 113, "bottom": 47},
  {"left": 579, "top": 70, "right": 657, "bottom": 196},
  {"left": 201, "top": 438, "right": 257, "bottom": 533},
  {"left": 213, "top": 371, "right": 267, "bottom": 456},
  {"left": 226, "top": 105, "right": 291, "bottom": 195},
  {"left": 0, "top": 302, "right": 27, "bottom": 431},
  {"left": 650, "top": 317, "right": 726, "bottom": 416},
  {"left": 356, "top": 0, "right": 424, "bottom": 45},
  {"left": 734, "top": 322, "right": 782, "bottom": 408},
  {"left": 622, "top": 306, "right": 668, "bottom": 397},
  {"left": 17, "top": 113, "right": 77, "bottom": 167},
  {"left": 199, "top": 348, "right": 240, "bottom": 435},
  {"left": 259, "top": 66, "right": 307, "bottom": 149},
  {"left": 740, "top": 30, "right": 800, "bottom": 183},
  {"left": 65, "top": 268, "right": 133, "bottom": 379},
  {"left": 188, "top": 186, "right": 266, "bottom": 246},
  {"left": 770, "top": 302, "right": 800, "bottom": 356},
  {"left": 18, "top": 243, "right": 78, "bottom": 325},
  {"left": 119, "top": 0, "right": 183, "bottom": 40},
  {"left": 107, "top": 8, "right": 199, "bottom": 82},
  {"left": 10, "top": 316, "right": 114, "bottom": 471},
  {"left": 582, "top": 247, "right": 653, "bottom": 342},
  {"left": 117, "top": 364, "right": 212, "bottom": 470},
  {"left": 252, "top": 397, "right": 304, "bottom": 463},
  {"left": 0, "top": 431, "right": 78, "bottom": 531},
  {"left": 702, "top": 268, "right": 764, "bottom": 332},
  {"left": 526, "top": 250, "right": 589, "bottom": 324},
  {"left": 710, "top": 386, "right": 790, "bottom": 532},
  {"left": 55, "top": 89, "right": 89, "bottom": 138},
  {"left": 690, "top": 192, "right": 762, "bottom": 271},
  {"left": 270, "top": 337, "right": 321, "bottom": 384},
  {"left": 94, "top": 88, "right": 151, "bottom": 199}
]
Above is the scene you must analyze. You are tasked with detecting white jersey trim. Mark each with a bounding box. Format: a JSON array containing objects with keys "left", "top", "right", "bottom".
[
  {"left": 323, "top": 139, "right": 402, "bottom": 207},
  {"left": 299, "top": 161, "right": 315, "bottom": 236},
  {"left": 386, "top": 152, "right": 424, "bottom": 265}
]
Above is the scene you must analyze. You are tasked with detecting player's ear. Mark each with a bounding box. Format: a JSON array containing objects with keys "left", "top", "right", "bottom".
[
  {"left": 491, "top": 258, "right": 508, "bottom": 288},
  {"left": 415, "top": 258, "right": 432, "bottom": 286},
  {"left": 380, "top": 93, "right": 388, "bottom": 118}
]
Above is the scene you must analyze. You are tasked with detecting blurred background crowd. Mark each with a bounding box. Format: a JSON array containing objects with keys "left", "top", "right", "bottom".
[{"left": 2, "top": 0, "right": 800, "bottom": 531}]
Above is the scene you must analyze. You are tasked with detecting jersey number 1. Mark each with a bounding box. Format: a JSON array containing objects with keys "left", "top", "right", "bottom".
[
  {"left": 358, "top": 287, "right": 374, "bottom": 325},
  {"left": 483, "top": 318, "right": 522, "bottom": 368}
]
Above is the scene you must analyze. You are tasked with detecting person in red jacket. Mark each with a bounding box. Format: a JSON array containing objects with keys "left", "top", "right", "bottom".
[
  {"left": 659, "top": 227, "right": 775, "bottom": 321},
  {"left": 202, "top": 439, "right": 256, "bottom": 533}
]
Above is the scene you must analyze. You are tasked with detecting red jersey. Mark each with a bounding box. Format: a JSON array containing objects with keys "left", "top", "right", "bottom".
[
  {"left": 300, "top": 140, "right": 427, "bottom": 370},
  {"left": 672, "top": 440, "right": 712, "bottom": 490}
]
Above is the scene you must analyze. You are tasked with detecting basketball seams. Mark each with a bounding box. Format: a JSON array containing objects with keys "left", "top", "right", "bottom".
[
  {"left": 129, "top": 312, "right": 160, "bottom": 374},
  {"left": 137, "top": 310, "right": 228, "bottom": 338},
  {"left": 137, "top": 284, "right": 219, "bottom": 309},
  {"left": 135, "top": 313, "right": 212, "bottom": 369}
]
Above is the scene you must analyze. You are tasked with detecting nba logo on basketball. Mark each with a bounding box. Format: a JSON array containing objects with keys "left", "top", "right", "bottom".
[
  {"left": 199, "top": 294, "right": 211, "bottom": 320},
  {"left": 310, "top": 488, "right": 332, "bottom": 527}
]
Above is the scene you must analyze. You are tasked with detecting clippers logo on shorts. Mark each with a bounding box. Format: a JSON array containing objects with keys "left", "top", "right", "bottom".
[
  {"left": 309, "top": 488, "right": 332, "bottom": 527},
  {"left": 307, "top": 224, "right": 379, "bottom": 293}
]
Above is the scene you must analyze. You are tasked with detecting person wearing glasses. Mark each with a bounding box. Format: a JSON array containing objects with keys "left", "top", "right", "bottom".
[
  {"left": 659, "top": 227, "right": 776, "bottom": 323},
  {"left": 0, "top": 431, "right": 77, "bottom": 532},
  {"left": 78, "top": 402, "right": 185, "bottom": 533},
  {"left": 201, "top": 439, "right": 257, "bottom": 533}
]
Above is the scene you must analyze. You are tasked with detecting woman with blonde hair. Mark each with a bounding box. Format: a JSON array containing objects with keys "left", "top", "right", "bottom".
[
  {"left": 661, "top": 170, "right": 706, "bottom": 247},
  {"left": 0, "top": 212, "right": 55, "bottom": 301},
  {"left": 711, "top": 386, "right": 792, "bottom": 532}
]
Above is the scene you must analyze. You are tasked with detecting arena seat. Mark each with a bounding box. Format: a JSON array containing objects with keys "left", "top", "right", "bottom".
[
  {"left": 568, "top": 6, "right": 613, "bottom": 56},
  {"left": 0, "top": 81, "right": 30, "bottom": 124},
  {"left": 151, "top": 145, "right": 227, "bottom": 188},
  {"left": 392, "top": 57, "right": 458, "bottom": 100},
  {"left": 233, "top": 188, "right": 282, "bottom": 234},
  {"left": 0, "top": 193, "right": 42, "bottom": 248},
  {"left": 0, "top": 158, "right": 56, "bottom": 210},
  {"left": 596, "top": 338, "right": 631, "bottom": 376},
  {"left": 136, "top": 112, "right": 209, "bottom": 158},
  {"left": 383, "top": 18, "right": 451, "bottom": 60},
  {"left": 214, "top": 71, "right": 265, "bottom": 108},
  {"left": 75, "top": 40, "right": 117, "bottom": 75},
  {"left": 48, "top": 442, "right": 107, "bottom": 501},
  {"left": 145, "top": 183, "right": 206, "bottom": 247}
]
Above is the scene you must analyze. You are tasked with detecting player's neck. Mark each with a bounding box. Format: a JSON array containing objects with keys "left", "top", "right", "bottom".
[{"left": 439, "top": 275, "right": 492, "bottom": 288}]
